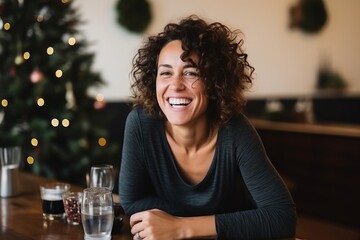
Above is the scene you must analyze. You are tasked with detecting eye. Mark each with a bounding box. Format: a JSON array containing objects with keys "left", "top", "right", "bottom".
[
  {"left": 183, "top": 70, "right": 200, "bottom": 81},
  {"left": 159, "top": 71, "right": 172, "bottom": 78}
]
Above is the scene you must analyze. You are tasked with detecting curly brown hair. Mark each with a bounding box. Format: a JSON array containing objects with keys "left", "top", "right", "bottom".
[{"left": 130, "top": 15, "right": 254, "bottom": 127}]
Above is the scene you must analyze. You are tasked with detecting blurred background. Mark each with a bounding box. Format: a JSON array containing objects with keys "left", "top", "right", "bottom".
[
  {"left": 74, "top": 0, "right": 360, "bottom": 100},
  {"left": 1, "top": 0, "right": 359, "bottom": 239},
  {"left": 74, "top": 0, "right": 360, "bottom": 238}
]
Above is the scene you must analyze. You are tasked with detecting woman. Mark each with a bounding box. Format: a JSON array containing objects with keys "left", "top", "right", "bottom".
[{"left": 119, "top": 15, "right": 296, "bottom": 239}]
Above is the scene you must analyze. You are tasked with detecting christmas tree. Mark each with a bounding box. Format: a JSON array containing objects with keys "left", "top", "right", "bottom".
[{"left": 0, "top": 0, "right": 118, "bottom": 186}]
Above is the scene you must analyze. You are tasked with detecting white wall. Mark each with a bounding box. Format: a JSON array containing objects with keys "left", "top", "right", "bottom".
[{"left": 74, "top": 0, "right": 360, "bottom": 101}]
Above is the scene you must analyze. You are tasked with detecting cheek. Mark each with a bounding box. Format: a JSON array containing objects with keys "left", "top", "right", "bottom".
[
  {"left": 156, "top": 80, "right": 165, "bottom": 102},
  {"left": 193, "top": 81, "right": 207, "bottom": 96},
  {"left": 197, "top": 85, "right": 209, "bottom": 108},
  {"left": 156, "top": 77, "right": 169, "bottom": 91},
  {"left": 199, "top": 95, "right": 209, "bottom": 110}
]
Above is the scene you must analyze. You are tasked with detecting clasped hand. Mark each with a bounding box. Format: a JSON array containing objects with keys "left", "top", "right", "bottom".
[{"left": 130, "top": 209, "right": 183, "bottom": 240}]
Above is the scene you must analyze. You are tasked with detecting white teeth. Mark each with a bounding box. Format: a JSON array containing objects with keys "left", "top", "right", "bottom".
[{"left": 168, "top": 98, "right": 191, "bottom": 105}]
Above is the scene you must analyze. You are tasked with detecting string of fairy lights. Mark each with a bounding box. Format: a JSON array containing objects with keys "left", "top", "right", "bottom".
[{"left": 0, "top": 0, "right": 108, "bottom": 166}]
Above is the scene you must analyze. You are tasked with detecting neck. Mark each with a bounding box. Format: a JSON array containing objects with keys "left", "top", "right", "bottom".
[{"left": 165, "top": 119, "right": 217, "bottom": 154}]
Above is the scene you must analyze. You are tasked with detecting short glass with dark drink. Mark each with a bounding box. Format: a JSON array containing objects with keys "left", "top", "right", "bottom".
[{"left": 40, "top": 182, "right": 70, "bottom": 220}]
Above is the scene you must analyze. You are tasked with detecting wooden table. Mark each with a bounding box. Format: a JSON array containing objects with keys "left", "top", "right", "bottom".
[
  {"left": 1, "top": 172, "right": 301, "bottom": 240},
  {"left": 0, "top": 171, "right": 133, "bottom": 240}
]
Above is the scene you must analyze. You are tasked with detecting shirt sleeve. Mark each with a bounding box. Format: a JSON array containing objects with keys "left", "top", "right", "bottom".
[
  {"left": 119, "top": 109, "right": 177, "bottom": 215},
  {"left": 215, "top": 117, "right": 297, "bottom": 239}
]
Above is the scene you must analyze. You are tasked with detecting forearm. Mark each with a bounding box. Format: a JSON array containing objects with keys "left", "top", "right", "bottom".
[
  {"left": 122, "top": 196, "right": 179, "bottom": 216},
  {"left": 177, "top": 215, "right": 217, "bottom": 239},
  {"left": 215, "top": 205, "right": 297, "bottom": 239}
]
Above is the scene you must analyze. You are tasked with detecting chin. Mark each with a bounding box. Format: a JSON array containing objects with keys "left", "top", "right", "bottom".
[{"left": 166, "top": 117, "right": 189, "bottom": 126}]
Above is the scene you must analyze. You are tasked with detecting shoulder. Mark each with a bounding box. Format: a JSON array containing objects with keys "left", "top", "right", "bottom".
[
  {"left": 126, "top": 107, "right": 162, "bottom": 129},
  {"left": 127, "top": 107, "right": 153, "bottom": 121},
  {"left": 223, "top": 113, "right": 256, "bottom": 135},
  {"left": 219, "top": 113, "right": 262, "bottom": 147}
]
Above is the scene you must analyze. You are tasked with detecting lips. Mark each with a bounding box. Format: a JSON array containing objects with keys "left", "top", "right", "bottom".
[{"left": 168, "top": 97, "right": 192, "bottom": 107}]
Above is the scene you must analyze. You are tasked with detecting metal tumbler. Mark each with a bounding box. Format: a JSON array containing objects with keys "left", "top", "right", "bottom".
[{"left": 0, "top": 147, "right": 21, "bottom": 197}]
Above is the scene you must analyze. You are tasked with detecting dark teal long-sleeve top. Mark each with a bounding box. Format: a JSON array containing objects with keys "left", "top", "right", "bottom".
[{"left": 119, "top": 108, "right": 296, "bottom": 239}]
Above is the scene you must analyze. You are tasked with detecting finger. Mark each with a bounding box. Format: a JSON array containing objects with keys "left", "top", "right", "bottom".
[
  {"left": 130, "top": 218, "right": 144, "bottom": 235},
  {"left": 132, "top": 228, "right": 147, "bottom": 240},
  {"left": 130, "top": 222, "right": 140, "bottom": 235},
  {"left": 130, "top": 212, "right": 143, "bottom": 227},
  {"left": 133, "top": 232, "right": 139, "bottom": 240},
  {"left": 134, "top": 229, "right": 147, "bottom": 240}
]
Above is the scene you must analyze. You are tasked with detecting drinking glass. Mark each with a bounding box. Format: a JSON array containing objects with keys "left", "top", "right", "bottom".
[
  {"left": 89, "top": 165, "right": 114, "bottom": 191},
  {"left": 40, "top": 182, "right": 70, "bottom": 220},
  {"left": 63, "top": 191, "right": 82, "bottom": 225},
  {"left": 81, "top": 187, "right": 114, "bottom": 240}
]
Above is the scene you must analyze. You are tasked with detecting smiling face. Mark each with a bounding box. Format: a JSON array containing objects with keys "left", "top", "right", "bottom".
[{"left": 156, "top": 40, "right": 208, "bottom": 127}]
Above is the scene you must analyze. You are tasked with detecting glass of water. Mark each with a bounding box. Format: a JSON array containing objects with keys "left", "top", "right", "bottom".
[
  {"left": 81, "top": 187, "right": 114, "bottom": 240},
  {"left": 89, "top": 165, "right": 114, "bottom": 191}
]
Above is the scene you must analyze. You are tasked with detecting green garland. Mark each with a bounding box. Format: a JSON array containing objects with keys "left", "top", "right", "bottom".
[{"left": 115, "top": 0, "right": 152, "bottom": 33}]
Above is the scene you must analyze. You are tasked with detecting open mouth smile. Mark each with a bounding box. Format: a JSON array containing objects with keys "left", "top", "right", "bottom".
[{"left": 168, "top": 97, "right": 192, "bottom": 107}]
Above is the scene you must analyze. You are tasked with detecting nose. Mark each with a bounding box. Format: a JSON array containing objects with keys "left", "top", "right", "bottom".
[{"left": 169, "top": 74, "right": 185, "bottom": 90}]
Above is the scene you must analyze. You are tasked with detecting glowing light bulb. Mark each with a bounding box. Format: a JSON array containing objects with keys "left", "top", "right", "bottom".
[
  {"left": 68, "top": 37, "right": 76, "bottom": 46},
  {"left": 51, "top": 118, "right": 59, "bottom": 127},
  {"left": 15, "top": 55, "right": 23, "bottom": 65},
  {"left": 55, "top": 70, "right": 63, "bottom": 78},
  {"left": 47, "top": 47, "right": 54, "bottom": 55},
  {"left": 31, "top": 138, "right": 38, "bottom": 147},
  {"left": 4, "top": 22, "right": 10, "bottom": 30},
  {"left": 23, "top": 52, "right": 30, "bottom": 60},
  {"left": 27, "top": 156, "right": 35, "bottom": 165},
  {"left": 1, "top": 99, "right": 8, "bottom": 107},
  {"left": 94, "top": 94, "right": 106, "bottom": 109},
  {"left": 62, "top": 119, "right": 70, "bottom": 127},
  {"left": 37, "top": 98, "right": 45, "bottom": 106},
  {"left": 98, "top": 137, "right": 107, "bottom": 147},
  {"left": 96, "top": 94, "right": 104, "bottom": 102}
]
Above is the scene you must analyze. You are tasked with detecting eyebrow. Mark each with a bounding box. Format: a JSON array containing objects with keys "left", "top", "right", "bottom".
[
  {"left": 157, "top": 64, "right": 172, "bottom": 69},
  {"left": 157, "top": 63, "right": 198, "bottom": 70}
]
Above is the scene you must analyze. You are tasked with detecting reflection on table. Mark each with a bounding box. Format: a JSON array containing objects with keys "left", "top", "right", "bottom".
[
  {"left": 0, "top": 171, "right": 299, "bottom": 240},
  {"left": 0, "top": 171, "right": 133, "bottom": 240}
]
